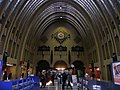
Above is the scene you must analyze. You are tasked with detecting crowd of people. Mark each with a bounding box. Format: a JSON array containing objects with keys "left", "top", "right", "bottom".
[
  {"left": 3, "top": 71, "right": 12, "bottom": 81},
  {"left": 38, "top": 69, "right": 74, "bottom": 89}
]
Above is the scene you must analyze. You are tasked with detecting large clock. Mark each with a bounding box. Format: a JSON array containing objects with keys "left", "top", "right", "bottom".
[
  {"left": 58, "top": 32, "right": 64, "bottom": 39},
  {"left": 52, "top": 27, "right": 70, "bottom": 44}
]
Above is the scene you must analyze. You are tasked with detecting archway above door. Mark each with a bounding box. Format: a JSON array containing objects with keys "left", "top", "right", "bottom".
[
  {"left": 54, "top": 60, "right": 67, "bottom": 69},
  {"left": 37, "top": 60, "right": 50, "bottom": 72},
  {"left": 72, "top": 60, "right": 85, "bottom": 76},
  {"left": 72, "top": 60, "right": 84, "bottom": 69}
]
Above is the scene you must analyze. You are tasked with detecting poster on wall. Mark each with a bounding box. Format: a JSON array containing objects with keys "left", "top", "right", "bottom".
[
  {"left": 0, "top": 60, "right": 3, "bottom": 76},
  {"left": 111, "top": 61, "right": 120, "bottom": 85}
]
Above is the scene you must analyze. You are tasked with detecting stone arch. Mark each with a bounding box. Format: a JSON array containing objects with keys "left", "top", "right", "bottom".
[
  {"left": 36, "top": 60, "right": 50, "bottom": 72},
  {"left": 72, "top": 60, "right": 84, "bottom": 69},
  {"left": 54, "top": 60, "right": 67, "bottom": 68},
  {"left": 72, "top": 60, "right": 85, "bottom": 76}
]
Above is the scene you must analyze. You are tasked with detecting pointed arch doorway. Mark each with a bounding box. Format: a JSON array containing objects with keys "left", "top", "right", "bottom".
[
  {"left": 54, "top": 60, "right": 67, "bottom": 73},
  {"left": 72, "top": 60, "right": 85, "bottom": 77},
  {"left": 36, "top": 60, "right": 50, "bottom": 75}
]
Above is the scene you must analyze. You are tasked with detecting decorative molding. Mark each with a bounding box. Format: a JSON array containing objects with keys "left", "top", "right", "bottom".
[
  {"left": 51, "top": 27, "right": 70, "bottom": 44},
  {"left": 38, "top": 45, "right": 50, "bottom": 58},
  {"left": 54, "top": 45, "right": 67, "bottom": 58},
  {"left": 71, "top": 45, "right": 84, "bottom": 52},
  {"left": 54, "top": 45, "right": 67, "bottom": 51},
  {"left": 38, "top": 45, "right": 50, "bottom": 51}
]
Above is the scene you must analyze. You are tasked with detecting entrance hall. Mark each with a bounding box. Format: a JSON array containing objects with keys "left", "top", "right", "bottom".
[{"left": 0, "top": 0, "right": 120, "bottom": 89}]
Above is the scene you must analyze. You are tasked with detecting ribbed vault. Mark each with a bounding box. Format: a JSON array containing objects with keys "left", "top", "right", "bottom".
[
  {"left": 0, "top": 0, "right": 119, "bottom": 79},
  {"left": 0, "top": 0, "right": 119, "bottom": 59}
]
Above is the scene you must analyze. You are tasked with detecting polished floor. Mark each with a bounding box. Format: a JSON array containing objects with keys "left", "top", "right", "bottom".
[{"left": 33, "top": 80, "right": 78, "bottom": 90}]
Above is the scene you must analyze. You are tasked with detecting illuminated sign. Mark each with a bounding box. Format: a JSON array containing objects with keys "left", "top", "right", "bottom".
[
  {"left": 93, "top": 85, "right": 101, "bottom": 90},
  {"left": 112, "top": 61, "right": 120, "bottom": 85}
]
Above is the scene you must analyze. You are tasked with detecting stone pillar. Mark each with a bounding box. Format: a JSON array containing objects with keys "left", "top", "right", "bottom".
[{"left": 15, "top": 59, "right": 21, "bottom": 78}]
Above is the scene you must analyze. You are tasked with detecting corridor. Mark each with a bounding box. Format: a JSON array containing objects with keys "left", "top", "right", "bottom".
[{"left": 0, "top": 0, "right": 120, "bottom": 88}]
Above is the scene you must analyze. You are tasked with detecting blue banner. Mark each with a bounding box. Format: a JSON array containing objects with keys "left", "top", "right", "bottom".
[{"left": 0, "top": 60, "right": 3, "bottom": 76}]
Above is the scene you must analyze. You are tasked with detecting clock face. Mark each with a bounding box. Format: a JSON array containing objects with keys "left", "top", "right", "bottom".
[
  {"left": 52, "top": 27, "right": 70, "bottom": 44},
  {"left": 58, "top": 32, "right": 64, "bottom": 39}
]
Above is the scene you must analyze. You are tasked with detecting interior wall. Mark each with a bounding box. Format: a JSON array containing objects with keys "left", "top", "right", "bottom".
[{"left": 36, "top": 22, "right": 85, "bottom": 67}]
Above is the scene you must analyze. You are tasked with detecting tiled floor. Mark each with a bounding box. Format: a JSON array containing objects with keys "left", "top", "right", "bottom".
[{"left": 33, "top": 80, "right": 78, "bottom": 90}]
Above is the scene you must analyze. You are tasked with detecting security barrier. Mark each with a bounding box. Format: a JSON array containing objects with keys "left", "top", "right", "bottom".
[
  {"left": 0, "top": 76, "right": 39, "bottom": 90},
  {"left": 78, "top": 77, "right": 120, "bottom": 90}
]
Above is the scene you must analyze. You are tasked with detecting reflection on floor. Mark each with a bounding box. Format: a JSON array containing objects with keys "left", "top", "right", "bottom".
[{"left": 33, "top": 80, "right": 78, "bottom": 90}]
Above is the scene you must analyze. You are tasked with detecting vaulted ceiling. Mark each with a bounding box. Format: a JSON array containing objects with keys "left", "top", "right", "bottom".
[{"left": 0, "top": 0, "right": 119, "bottom": 57}]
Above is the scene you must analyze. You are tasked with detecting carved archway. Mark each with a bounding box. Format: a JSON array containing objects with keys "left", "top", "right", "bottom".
[
  {"left": 36, "top": 60, "right": 50, "bottom": 73},
  {"left": 72, "top": 60, "right": 85, "bottom": 76},
  {"left": 54, "top": 60, "right": 67, "bottom": 68},
  {"left": 72, "top": 60, "right": 84, "bottom": 69}
]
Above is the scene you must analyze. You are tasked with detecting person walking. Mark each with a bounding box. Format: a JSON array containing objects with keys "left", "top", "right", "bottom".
[
  {"left": 40, "top": 70, "right": 47, "bottom": 88},
  {"left": 51, "top": 72, "right": 55, "bottom": 86},
  {"left": 8, "top": 72, "right": 12, "bottom": 80},
  {"left": 66, "top": 73, "right": 73, "bottom": 89},
  {"left": 3, "top": 71, "right": 7, "bottom": 81},
  {"left": 57, "top": 72, "right": 61, "bottom": 87},
  {"left": 62, "top": 72, "right": 67, "bottom": 89}
]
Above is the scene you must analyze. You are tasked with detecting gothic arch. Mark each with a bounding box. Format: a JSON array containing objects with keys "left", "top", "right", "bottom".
[
  {"left": 54, "top": 60, "right": 67, "bottom": 68},
  {"left": 72, "top": 60, "right": 85, "bottom": 76},
  {"left": 72, "top": 60, "right": 84, "bottom": 69},
  {"left": 36, "top": 60, "right": 50, "bottom": 72}
]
